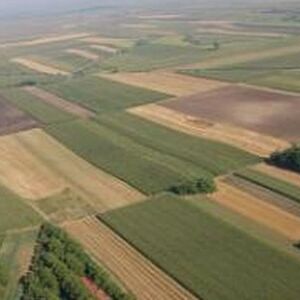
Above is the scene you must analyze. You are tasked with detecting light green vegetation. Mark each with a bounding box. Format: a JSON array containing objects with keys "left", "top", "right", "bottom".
[
  {"left": 235, "top": 169, "right": 300, "bottom": 205},
  {"left": 0, "top": 230, "right": 38, "bottom": 300},
  {"left": 0, "top": 186, "right": 42, "bottom": 234},
  {"left": 44, "top": 76, "right": 169, "bottom": 113},
  {"left": 101, "top": 43, "right": 210, "bottom": 71},
  {"left": 36, "top": 188, "right": 95, "bottom": 223},
  {"left": 1, "top": 88, "right": 75, "bottom": 124},
  {"left": 46, "top": 114, "right": 258, "bottom": 194},
  {"left": 101, "top": 194, "right": 300, "bottom": 300}
]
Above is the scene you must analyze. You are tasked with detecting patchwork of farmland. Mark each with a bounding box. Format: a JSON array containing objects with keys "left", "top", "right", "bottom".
[
  {"left": 101, "top": 194, "right": 300, "bottom": 300},
  {"left": 1, "top": 1, "right": 300, "bottom": 299},
  {"left": 44, "top": 76, "right": 170, "bottom": 113},
  {"left": 46, "top": 115, "right": 258, "bottom": 194}
]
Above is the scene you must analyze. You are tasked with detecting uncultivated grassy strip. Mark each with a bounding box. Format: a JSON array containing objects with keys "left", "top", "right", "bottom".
[
  {"left": 101, "top": 194, "right": 300, "bottom": 300},
  {"left": 45, "top": 120, "right": 206, "bottom": 194},
  {"left": 1, "top": 88, "right": 74, "bottom": 124},
  {"left": 0, "top": 186, "right": 42, "bottom": 234},
  {"left": 44, "top": 76, "right": 169, "bottom": 113},
  {"left": 235, "top": 169, "right": 300, "bottom": 204},
  {"left": 94, "top": 112, "right": 259, "bottom": 175}
]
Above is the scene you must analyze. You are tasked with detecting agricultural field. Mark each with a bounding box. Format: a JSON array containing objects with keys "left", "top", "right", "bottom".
[
  {"left": 101, "top": 194, "right": 300, "bottom": 300},
  {"left": 162, "top": 85, "right": 300, "bottom": 142},
  {"left": 1, "top": 0, "right": 300, "bottom": 299},
  {"left": 44, "top": 76, "right": 170, "bottom": 113},
  {"left": 46, "top": 116, "right": 258, "bottom": 194}
]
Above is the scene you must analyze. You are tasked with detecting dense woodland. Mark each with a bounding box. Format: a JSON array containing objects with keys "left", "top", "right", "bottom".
[{"left": 21, "top": 223, "right": 134, "bottom": 300}]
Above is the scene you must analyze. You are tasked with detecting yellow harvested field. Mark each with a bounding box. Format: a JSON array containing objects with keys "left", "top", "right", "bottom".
[
  {"left": 65, "top": 217, "right": 197, "bottom": 300},
  {"left": 23, "top": 86, "right": 95, "bottom": 119},
  {"left": 80, "top": 36, "right": 134, "bottom": 48},
  {"left": 138, "top": 14, "right": 183, "bottom": 20},
  {"left": 0, "top": 33, "right": 91, "bottom": 48},
  {"left": 121, "top": 23, "right": 157, "bottom": 29},
  {"left": 89, "top": 44, "right": 119, "bottom": 54},
  {"left": 183, "top": 43, "right": 300, "bottom": 69},
  {"left": 11, "top": 58, "right": 70, "bottom": 76},
  {"left": 0, "top": 129, "right": 143, "bottom": 210},
  {"left": 66, "top": 49, "right": 99, "bottom": 60},
  {"left": 100, "top": 71, "right": 227, "bottom": 96},
  {"left": 211, "top": 181, "right": 300, "bottom": 240},
  {"left": 253, "top": 163, "right": 300, "bottom": 188},
  {"left": 128, "top": 104, "right": 290, "bottom": 156}
]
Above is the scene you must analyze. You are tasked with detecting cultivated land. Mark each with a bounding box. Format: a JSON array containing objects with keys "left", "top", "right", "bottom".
[
  {"left": 11, "top": 58, "right": 70, "bottom": 75},
  {"left": 65, "top": 49, "right": 99, "bottom": 60},
  {"left": 100, "top": 71, "right": 227, "bottom": 96},
  {"left": 0, "top": 94, "right": 37, "bottom": 135},
  {"left": 44, "top": 76, "right": 169, "bottom": 113},
  {"left": 46, "top": 116, "right": 257, "bottom": 194},
  {"left": 0, "top": 128, "right": 142, "bottom": 210},
  {"left": 162, "top": 85, "right": 300, "bottom": 141},
  {"left": 102, "top": 195, "right": 300, "bottom": 300},
  {"left": 211, "top": 180, "right": 300, "bottom": 240},
  {"left": 1, "top": 88, "right": 75, "bottom": 125},
  {"left": 23, "top": 86, "right": 95, "bottom": 119},
  {"left": 65, "top": 216, "right": 197, "bottom": 300},
  {"left": 129, "top": 103, "right": 289, "bottom": 156}
]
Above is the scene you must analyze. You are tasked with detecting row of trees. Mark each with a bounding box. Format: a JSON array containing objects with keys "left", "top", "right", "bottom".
[
  {"left": 21, "top": 223, "right": 135, "bottom": 300},
  {"left": 268, "top": 145, "right": 300, "bottom": 173},
  {"left": 168, "top": 177, "right": 216, "bottom": 195}
]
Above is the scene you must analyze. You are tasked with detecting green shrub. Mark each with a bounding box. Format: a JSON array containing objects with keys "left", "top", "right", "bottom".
[
  {"left": 269, "top": 145, "right": 300, "bottom": 173},
  {"left": 169, "top": 177, "right": 216, "bottom": 195}
]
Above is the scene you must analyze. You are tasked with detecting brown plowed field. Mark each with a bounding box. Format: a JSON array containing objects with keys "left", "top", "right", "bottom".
[
  {"left": 0, "top": 129, "right": 143, "bottom": 208},
  {"left": 0, "top": 94, "right": 38, "bottom": 135},
  {"left": 128, "top": 104, "right": 289, "bottom": 156},
  {"left": 65, "top": 217, "right": 197, "bottom": 300},
  {"left": 11, "top": 58, "right": 70, "bottom": 75},
  {"left": 211, "top": 181, "right": 300, "bottom": 240},
  {"left": 253, "top": 163, "right": 300, "bottom": 188},
  {"left": 162, "top": 85, "right": 300, "bottom": 142},
  {"left": 100, "top": 71, "right": 227, "bottom": 96},
  {"left": 23, "top": 86, "right": 95, "bottom": 119}
]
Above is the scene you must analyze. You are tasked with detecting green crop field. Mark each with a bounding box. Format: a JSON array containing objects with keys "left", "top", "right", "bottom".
[
  {"left": 44, "top": 76, "right": 169, "bottom": 113},
  {"left": 1, "top": 88, "right": 75, "bottom": 124},
  {"left": 235, "top": 169, "right": 300, "bottom": 205},
  {"left": 46, "top": 116, "right": 258, "bottom": 194},
  {"left": 0, "top": 186, "right": 42, "bottom": 234},
  {"left": 101, "top": 194, "right": 300, "bottom": 300}
]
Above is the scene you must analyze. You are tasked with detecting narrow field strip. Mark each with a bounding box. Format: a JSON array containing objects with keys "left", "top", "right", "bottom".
[
  {"left": 65, "top": 49, "right": 99, "bottom": 60},
  {"left": 211, "top": 181, "right": 300, "bottom": 240},
  {"left": 65, "top": 217, "right": 197, "bottom": 300},
  {"left": 0, "top": 129, "right": 143, "bottom": 211},
  {"left": 253, "top": 163, "right": 300, "bottom": 188},
  {"left": 128, "top": 104, "right": 289, "bottom": 156},
  {"left": 90, "top": 44, "right": 119, "bottom": 54},
  {"left": 23, "top": 86, "right": 95, "bottom": 119},
  {"left": 99, "top": 71, "right": 227, "bottom": 96},
  {"left": 11, "top": 58, "right": 70, "bottom": 76},
  {"left": 0, "top": 33, "right": 91, "bottom": 48}
]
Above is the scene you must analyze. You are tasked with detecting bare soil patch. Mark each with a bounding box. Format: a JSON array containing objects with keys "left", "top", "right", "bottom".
[
  {"left": 253, "top": 163, "right": 300, "bottom": 188},
  {"left": 128, "top": 104, "right": 289, "bottom": 156},
  {"left": 162, "top": 85, "right": 300, "bottom": 142},
  {"left": 81, "top": 277, "right": 110, "bottom": 300},
  {"left": 90, "top": 45, "right": 119, "bottom": 54},
  {"left": 0, "top": 129, "right": 143, "bottom": 209},
  {"left": 211, "top": 181, "right": 300, "bottom": 240},
  {"left": 66, "top": 49, "right": 99, "bottom": 60},
  {"left": 65, "top": 217, "right": 197, "bottom": 300},
  {"left": 0, "top": 33, "right": 91, "bottom": 49},
  {"left": 11, "top": 58, "right": 70, "bottom": 76},
  {"left": 0, "top": 94, "right": 38, "bottom": 135},
  {"left": 23, "top": 86, "right": 95, "bottom": 119},
  {"left": 100, "top": 71, "right": 227, "bottom": 96}
]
